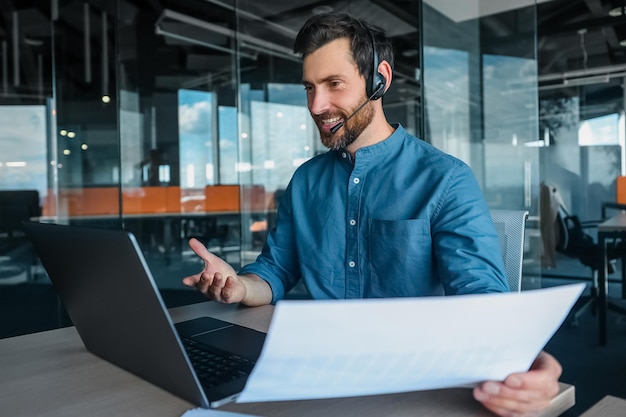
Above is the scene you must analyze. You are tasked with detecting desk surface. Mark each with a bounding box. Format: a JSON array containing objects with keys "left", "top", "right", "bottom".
[
  {"left": 580, "top": 395, "right": 626, "bottom": 417},
  {"left": 595, "top": 211, "right": 626, "bottom": 345},
  {"left": 598, "top": 211, "right": 626, "bottom": 231},
  {"left": 0, "top": 301, "right": 575, "bottom": 417}
]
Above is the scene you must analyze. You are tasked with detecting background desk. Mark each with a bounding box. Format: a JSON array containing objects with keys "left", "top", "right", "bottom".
[
  {"left": 597, "top": 212, "right": 626, "bottom": 345},
  {"left": 0, "top": 301, "right": 575, "bottom": 417},
  {"left": 580, "top": 395, "right": 626, "bottom": 417},
  {"left": 35, "top": 210, "right": 269, "bottom": 259}
]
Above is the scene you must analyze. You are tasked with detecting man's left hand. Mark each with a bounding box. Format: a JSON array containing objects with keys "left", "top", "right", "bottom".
[{"left": 473, "top": 351, "right": 562, "bottom": 417}]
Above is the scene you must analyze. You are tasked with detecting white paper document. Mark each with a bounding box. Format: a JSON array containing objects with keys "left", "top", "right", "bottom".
[{"left": 236, "top": 283, "right": 584, "bottom": 403}]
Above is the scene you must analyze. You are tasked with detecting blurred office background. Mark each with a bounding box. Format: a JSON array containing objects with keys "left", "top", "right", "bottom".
[{"left": 1, "top": 1, "right": 626, "bottom": 414}]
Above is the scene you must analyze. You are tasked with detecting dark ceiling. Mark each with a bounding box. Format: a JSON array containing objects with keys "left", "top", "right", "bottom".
[
  {"left": 1, "top": 0, "right": 626, "bottom": 118},
  {"left": 533, "top": 0, "right": 626, "bottom": 116},
  {"left": 537, "top": 0, "right": 626, "bottom": 76}
]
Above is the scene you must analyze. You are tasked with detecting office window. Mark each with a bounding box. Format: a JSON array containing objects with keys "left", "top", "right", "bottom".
[
  {"left": 483, "top": 54, "right": 539, "bottom": 210},
  {"left": 0, "top": 105, "right": 48, "bottom": 198},
  {"left": 243, "top": 83, "right": 316, "bottom": 193},
  {"left": 579, "top": 113, "right": 620, "bottom": 146},
  {"left": 422, "top": 46, "right": 471, "bottom": 162},
  {"left": 218, "top": 105, "right": 238, "bottom": 184},
  {"left": 179, "top": 89, "right": 215, "bottom": 188}
]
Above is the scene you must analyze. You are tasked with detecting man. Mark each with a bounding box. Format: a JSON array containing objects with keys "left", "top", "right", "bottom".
[{"left": 183, "top": 12, "right": 562, "bottom": 417}]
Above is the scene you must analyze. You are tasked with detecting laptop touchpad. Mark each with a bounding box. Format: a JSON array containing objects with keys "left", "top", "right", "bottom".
[{"left": 194, "top": 326, "right": 265, "bottom": 360}]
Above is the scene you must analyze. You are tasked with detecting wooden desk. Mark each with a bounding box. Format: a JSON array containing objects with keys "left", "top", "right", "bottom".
[
  {"left": 580, "top": 395, "right": 626, "bottom": 417},
  {"left": 0, "top": 301, "right": 575, "bottom": 417},
  {"left": 597, "top": 212, "right": 626, "bottom": 345}
]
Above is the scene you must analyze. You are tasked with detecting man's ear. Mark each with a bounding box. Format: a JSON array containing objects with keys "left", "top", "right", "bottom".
[{"left": 378, "top": 60, "right": 393, "bottom": 94}]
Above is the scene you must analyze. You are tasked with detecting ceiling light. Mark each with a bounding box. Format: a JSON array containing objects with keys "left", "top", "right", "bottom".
[
  {"left": 155, "top": 9, "right": 298, "bottom": 63},
  {"left": 313, "top": 6, "right": 333, "bottom": 15},
  {"left": 620, "top": 40, "right": 626, "bottom": 47},
  {"left": 24, "top": 38, "right": 43, "bottom": 47},
  {"left": 609, "top": 7, "right": 624, "bottom": 17}
]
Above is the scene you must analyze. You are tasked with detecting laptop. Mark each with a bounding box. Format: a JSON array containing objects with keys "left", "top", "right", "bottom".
[{"left": 22, "top": 221, "right": 266, "bottom": 408}]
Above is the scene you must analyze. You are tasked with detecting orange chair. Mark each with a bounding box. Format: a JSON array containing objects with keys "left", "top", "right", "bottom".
[
  {"left": 601, "top": 176, "right": 626, "bottom": 219},
  {"left": 617, "top": 176, "right": 626, "bottom": 205}
]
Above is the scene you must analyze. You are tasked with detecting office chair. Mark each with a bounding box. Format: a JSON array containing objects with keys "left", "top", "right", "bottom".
[
  {"left": 490, "top": 210, "right": 529, "bottom": 293},
  {"left": 539, "top": 183, "right": 626, "bottom": 326},
  {"left": 0, "top": 190, "right": 41, "bottom": 283}
]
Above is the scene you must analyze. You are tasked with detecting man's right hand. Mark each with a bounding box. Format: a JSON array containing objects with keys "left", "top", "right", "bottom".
[{"left": 182, "top": 238, "right": 272, "bottom": 306}]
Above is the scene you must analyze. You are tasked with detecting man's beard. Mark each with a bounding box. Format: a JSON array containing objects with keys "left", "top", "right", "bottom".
[{"left": 317, "top": 99, "right": 374, "bottom": 151}]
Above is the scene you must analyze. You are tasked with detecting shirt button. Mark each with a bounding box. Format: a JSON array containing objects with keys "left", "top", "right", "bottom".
[
  {"left": 349, "top": 261, "right": 356, "bottom": 268},
  {"left": 353, "top": 178, "right": 360, "bottom": 184},
  {"left": 342, "top": 152, "right": 347, "bottom": 158},
  {"left": 349, "top": 219, "right": 356, "bottom": 226}
]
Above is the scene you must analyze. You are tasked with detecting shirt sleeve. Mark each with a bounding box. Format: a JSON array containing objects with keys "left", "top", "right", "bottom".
[
  {"left": 431, "top": 163, "right": 510, "bottom": 295},
  {"left": 238, "top": 181, "right": 301, "bottom": 303}
]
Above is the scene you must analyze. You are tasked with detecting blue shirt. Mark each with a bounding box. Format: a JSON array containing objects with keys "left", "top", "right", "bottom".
[{"left": 240, "top": 124, "right": 509, "bottom": 302}]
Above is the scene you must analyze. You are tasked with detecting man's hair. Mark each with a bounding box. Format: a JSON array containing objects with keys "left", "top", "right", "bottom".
[{"left": 293, "top": 12, "right": 394, "bottom": 82}]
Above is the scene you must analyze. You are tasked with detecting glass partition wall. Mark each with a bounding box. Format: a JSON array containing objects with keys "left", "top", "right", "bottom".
[{"left": 2, "top": 0, "right": 542, "bottom": 338}]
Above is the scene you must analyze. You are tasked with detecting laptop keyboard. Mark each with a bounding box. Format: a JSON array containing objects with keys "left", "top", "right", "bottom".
[{"left": 182, "top": 337, "right": 256, "bottom": 388}]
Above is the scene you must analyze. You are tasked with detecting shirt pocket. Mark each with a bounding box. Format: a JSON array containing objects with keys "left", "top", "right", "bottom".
[{"left": 366, "top": 218, "right": 435, "bottom": 297}]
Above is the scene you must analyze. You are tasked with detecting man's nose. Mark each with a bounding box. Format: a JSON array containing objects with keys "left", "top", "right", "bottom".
[{"left": 308, "top": 89, "right": 329, "bottom": 116}]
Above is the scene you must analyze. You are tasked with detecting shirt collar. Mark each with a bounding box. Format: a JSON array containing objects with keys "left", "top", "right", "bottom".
[{"left": 335, "top": 123, "right": 404, "bottom": 165}]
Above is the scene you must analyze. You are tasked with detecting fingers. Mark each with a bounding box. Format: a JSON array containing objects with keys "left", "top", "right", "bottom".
[
  {"left": 205, "top": 271, "right": 226, "bottom": 300},
  {"left": 181, "top": 273, "right": 200, "bottom": 287},
  {"left": 474, "top": 381, "right": 551, "bottom": 417},
  {"left": 188, "top": 238, "right": 236, "bottom": 274},
  {"left": 501, "top": 372, "right": 560, "bottom": 402},
  {"left": 473, "top": 350, "right": 562, "bottom": 417},
  {"left": 473, "top": 370, "right": 560, "bottom": 416},
  {"left": 480, "top": 400, "right": 548, "bottom": 417},
  {"left": 188, "top": 238, "right": 230, "bottom": 270},
  {"left": 183, "top": 238, "right": 245, "bottom": 303},
  {"left": 188, "top": 238, "right": 212, "bottom": 262},
  {"left": 195, "top": 270, "right": 222, "bottom": 298},
  {"left": 184, "top": 270, "right": 241, "bottom": 303}
]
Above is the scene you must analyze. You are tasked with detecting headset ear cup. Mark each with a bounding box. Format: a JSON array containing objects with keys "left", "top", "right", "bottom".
[{"left": 371, "top": 73, "right": 386, "bottom": 100}]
